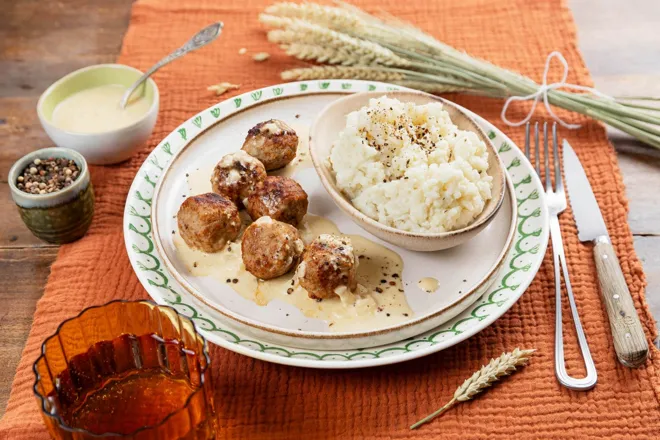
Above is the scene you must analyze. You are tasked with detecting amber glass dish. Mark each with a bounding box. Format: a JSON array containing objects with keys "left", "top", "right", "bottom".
[{"left": 32, "top": 300, "right": 215, "bottom": 439}]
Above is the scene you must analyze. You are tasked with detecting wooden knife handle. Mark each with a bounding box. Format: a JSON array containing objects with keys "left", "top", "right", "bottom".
[{"left": 593, "top": 239, "right": 648, "bottom": 368}]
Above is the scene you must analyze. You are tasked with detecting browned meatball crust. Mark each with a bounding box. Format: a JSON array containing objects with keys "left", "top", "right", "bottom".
[
  {"left": 210, "top": 150, "right": 266, "bottom": 206},
  {"left": 297, "top": 234, "right": 358, "bottom": 300},
  {"left": 177, "top": 193, "right": 241, "bottom": 253},
  {"left": 246, "top": 176, "right": 308, "bottom": 226},
  {"left": 241, "top": 119, "right": 298, "bottom": 170},
  {"left": 241, "top": 216, "right": 305, "bottom": 280}
]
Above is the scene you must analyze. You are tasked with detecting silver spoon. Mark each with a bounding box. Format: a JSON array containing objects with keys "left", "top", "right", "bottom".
[{"left": 119, "top": 22, "right": 223, "bottom": 109}]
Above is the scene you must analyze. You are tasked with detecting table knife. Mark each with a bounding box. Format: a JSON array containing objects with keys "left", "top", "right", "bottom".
[{"left": 563, "top": 140, "right": 648, "bottom": 367}]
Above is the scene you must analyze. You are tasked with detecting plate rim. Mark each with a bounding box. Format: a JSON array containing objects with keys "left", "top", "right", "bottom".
[
  {"left": 149, "top": 93, "right": 518, "bottom": 341},
  {"left": 123, "top": 79, "right": 549, "bottom": 369}
]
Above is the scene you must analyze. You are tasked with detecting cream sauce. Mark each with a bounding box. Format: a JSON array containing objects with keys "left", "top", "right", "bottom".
[
  {"left": 173, "top": 214, "right": 412, "bottom": 332},
  {"left": 418, "top": 277, "right": 439, "bottom": 293},
  {"left": 272, "top": 124, "right": 313, "bottom": 178},
  {"left": 51, "top": 84, "right": 151, "bottom": 133},
  {"left": 186, "top": 161, "right": 215, "bottom": 195}
]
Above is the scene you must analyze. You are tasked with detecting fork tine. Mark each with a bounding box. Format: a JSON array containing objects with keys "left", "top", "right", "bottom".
[
  {"left": 553, "top": 122, "right": 562, "bottom": 192},
  {"left": 534, "top": 122, "right": 540, "bottom": 176},
  {"left": 544, "top": 122, "right": 551, "bottom": 192},
  {"left": 525, "top": 122, "right": 530, "bottom": 161}
]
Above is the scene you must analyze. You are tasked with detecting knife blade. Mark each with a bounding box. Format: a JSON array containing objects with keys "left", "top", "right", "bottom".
[
  {"left": 562, "top": 140, "right": 609, "bottom": 242},
  {"left": 563, "top": 140, "right": 648, "bottom": 368}
]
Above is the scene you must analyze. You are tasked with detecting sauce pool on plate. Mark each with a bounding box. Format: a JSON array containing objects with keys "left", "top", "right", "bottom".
[
  {"left": 51, "top": 84, "right": 151, "bottom": 134},
  {"left": 173, "top": 214, "right": 413, "bottom": 333},
  {"left": 418, "top": 277, "right": 439, "bottom": 293}
]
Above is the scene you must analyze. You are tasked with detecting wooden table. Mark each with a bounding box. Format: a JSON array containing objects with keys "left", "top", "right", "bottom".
[{"left": 1, "top": 0, "right": 658, "bottom": 417}]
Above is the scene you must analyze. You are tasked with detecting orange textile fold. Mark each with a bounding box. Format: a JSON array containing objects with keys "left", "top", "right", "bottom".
[{"left": 2, "top": 0, "right": 659, "bottom": 438}]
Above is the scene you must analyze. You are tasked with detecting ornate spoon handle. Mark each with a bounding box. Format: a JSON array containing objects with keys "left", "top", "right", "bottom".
[{"left": 120, "top": 22, "right": 223, "bottom": 108}]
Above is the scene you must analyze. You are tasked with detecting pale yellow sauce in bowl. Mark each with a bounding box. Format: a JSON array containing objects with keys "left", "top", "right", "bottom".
[
  {"left": 37, "top": 64, "right": 159, "bottom": 165},
  {"left": 52, "top": 84, "right": 151, "bottom": 134}
]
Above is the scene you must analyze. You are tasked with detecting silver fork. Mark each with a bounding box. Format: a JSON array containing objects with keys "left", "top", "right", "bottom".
[{"left": 525, "top": 122, "right": 597, "bottom": 391}]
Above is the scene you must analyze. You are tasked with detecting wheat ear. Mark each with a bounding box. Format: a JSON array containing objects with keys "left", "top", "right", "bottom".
[
  {"left": 281, "top": 66, "right": 405, "bottom": 82},
  {"left": 393, "top": 81, "right": 468, "bottom": 94},
  {"left": 410, "top": 348, "right": 535, "bottom": 430},
  {"left": 267, "top": 19, "right": 410, "bottom": 67},
  {"left": 263, "top": 2, "right": 364, "bottom": 32}
]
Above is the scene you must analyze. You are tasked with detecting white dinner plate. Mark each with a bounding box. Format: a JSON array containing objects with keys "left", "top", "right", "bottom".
[{"left": 124, "top": 80, "right": 548, "bottom": 368}]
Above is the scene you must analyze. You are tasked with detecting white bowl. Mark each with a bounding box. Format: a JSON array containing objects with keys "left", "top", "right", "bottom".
[
  {"left": 310, "top": 91, "right": 506, "bottom": 251},
  {"left": 37, "top": 64, "right": 159, "bottom": 165}
]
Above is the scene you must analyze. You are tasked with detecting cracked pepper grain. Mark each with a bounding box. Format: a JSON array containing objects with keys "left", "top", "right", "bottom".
[{"left": 17, "top": 157, "right": 80, "bottom": 195}]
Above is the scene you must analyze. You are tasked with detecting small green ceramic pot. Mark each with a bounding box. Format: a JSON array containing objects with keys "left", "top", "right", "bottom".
[{"left": 8, "top": 148, "right": 94, "bottom": 244}]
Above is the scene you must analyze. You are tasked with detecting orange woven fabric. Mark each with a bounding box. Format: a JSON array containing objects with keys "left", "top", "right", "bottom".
[{"left": 2, "top": 0, "right": 659, "bottom": 438}]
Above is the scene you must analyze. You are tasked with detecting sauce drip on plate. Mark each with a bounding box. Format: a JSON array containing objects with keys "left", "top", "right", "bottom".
[
  {"left": 173, "top": 215, "right": 412, "bottom": 332},
  {"left": 417, "top": 277, "right": 439, "bottom": 293}
]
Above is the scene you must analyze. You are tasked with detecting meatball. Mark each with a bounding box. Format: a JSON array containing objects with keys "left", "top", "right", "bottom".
[
  {"left": 177, "top": 193, "right": 240, "bottom": 253},
  {"left": 246, "top": 176, "right": 308, "bottom": 226},
  {"left": 241, "top": 216, "right": 305, "bottom": 280},
  {"left": 242, "top": 119, "right": 298, "bottom": 170},
  {"left": 210, "top": 150, "right": 266, "bottom": 206},
  {"left": 297, "top": 234, "right": 358, "bottom": 300}
]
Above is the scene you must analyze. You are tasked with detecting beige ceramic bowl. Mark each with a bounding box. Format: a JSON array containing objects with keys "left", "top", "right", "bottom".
[{"left": 309, "top": 91, "right": 506, "bottom": 251}]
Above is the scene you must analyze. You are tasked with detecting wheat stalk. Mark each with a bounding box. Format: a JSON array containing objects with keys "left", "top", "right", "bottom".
[
  {"left": 281, "top": 42, "right": 396, "bottom": 66},
  {"left": 264, "top": 1, "right": 409, "bottom": 46},
  {"left": 281, "top": 66, "right": 405, "bottom": 82},
  {"left": 410, "top": 348, "right": 535, "bottom": 430},
  {"left": 280, "top": 66, "right": 477, "bottom": 92},
  {"left": 282, "top": 65, "right": 477, "bottom": 90},
  {"left": 395, "top": 81, "right": 468, "bottom": 95},
  {"left": 263, "top": 2, "right": 362, "bottom": 32},
  {"left": 281, "top": 67, "right": 475, "bottom": 94},
  {"left": 259, "top": 13, "right": 294, "bottom": 29},
  {"left": 266, "top": 19, "right": 410, "bottom": 67},
  {"left": 282, "top": 43, "right": 347, "bottom": 64}
]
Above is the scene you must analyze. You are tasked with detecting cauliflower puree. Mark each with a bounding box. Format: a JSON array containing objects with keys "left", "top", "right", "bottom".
[{"left": 329, "top": 96, "right": 493, "bottom": 233}]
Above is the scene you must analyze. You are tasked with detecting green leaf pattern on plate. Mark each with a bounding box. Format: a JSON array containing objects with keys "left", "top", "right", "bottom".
[
  {"left": 148, "top": 156, "right": 163, "bottom": 171},
  {"left": 125, "top": 81, "right": 545, "bottom": 362},
  {"left": 499, "top": 141, "right": 512, "bottom": 153}
]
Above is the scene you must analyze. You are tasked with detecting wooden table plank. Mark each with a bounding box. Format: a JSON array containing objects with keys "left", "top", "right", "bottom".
[
  {"left": 0, "top": 247, "right": 59, "bottom": 416},
  {"left": 615, "top": 144, "right": 660, "bottom": 237},
  {"left": 634, "top": 237, "right": 660, "bottom": 325},
  {"left": 0, "top": 0, "right": 135, "bottom": 99}
]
